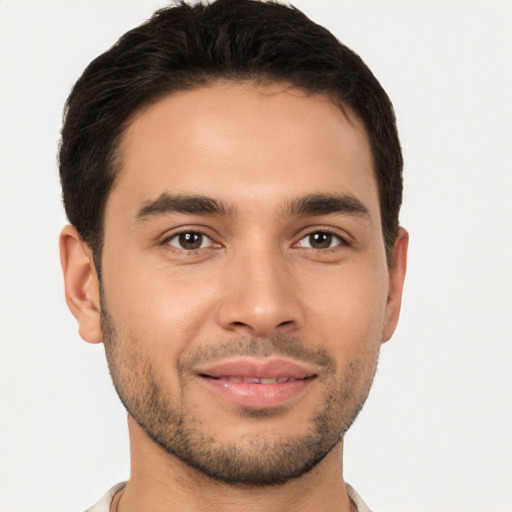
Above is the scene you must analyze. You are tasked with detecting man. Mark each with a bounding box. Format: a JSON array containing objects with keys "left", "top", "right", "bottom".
[{"left": 58, "top": 0, "right": 408, "bottom": 510}]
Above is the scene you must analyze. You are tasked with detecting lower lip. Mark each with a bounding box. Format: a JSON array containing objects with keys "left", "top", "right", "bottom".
[{"left": 198, "top": 377, "right": 314, "bottom": 408}]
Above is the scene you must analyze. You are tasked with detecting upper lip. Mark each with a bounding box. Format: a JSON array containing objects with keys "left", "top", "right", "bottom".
[{"left": 195, "top": 358, "right": 319, "bottom": 380}]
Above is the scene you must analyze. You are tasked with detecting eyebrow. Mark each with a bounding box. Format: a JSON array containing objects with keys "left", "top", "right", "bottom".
[
  {"left": 136, "top": 193, "right": 234, "bottom": 221},
  {"left": 135, "top": 192, "right": 370, "bottom": 222},
  {"left": 285, "top": 193, "right": 370, "bottom": 219}
]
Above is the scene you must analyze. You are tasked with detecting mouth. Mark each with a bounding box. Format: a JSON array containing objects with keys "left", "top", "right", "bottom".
[
  {"left": 195, "top": 358, "right": 318, "bottom": 408},
  {"left": 201, "top": 375, "right": 312, "bottom": 384}
]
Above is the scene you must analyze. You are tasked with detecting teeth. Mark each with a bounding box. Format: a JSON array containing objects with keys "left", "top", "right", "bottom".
[
  {"left": 259, "top": 378, "right": 278, "bottom": 384},
  {"left": 222, "top": 376, "right": 296, "bottom": 384},
  {"left": 243, "top": 377, "right": 260, "bottom": 383}
]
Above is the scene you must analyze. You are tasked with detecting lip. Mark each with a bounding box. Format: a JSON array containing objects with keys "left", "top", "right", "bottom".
[{"left": 195, "top": 358, "right": 318, "bottom": 408}]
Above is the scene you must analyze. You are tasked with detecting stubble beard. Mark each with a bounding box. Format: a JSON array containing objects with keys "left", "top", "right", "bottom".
[{"left": 101, "top": 308, "right": 379, "bottom": 486}]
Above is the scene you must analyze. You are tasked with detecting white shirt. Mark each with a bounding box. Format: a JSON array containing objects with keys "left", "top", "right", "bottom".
[{"left": 85, "top": 481, "right": 372, "bottom": 512}]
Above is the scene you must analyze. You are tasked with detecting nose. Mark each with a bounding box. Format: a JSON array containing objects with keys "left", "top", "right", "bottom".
[{"left": 216, "top": 246, "right": 304, "bottom": 338}]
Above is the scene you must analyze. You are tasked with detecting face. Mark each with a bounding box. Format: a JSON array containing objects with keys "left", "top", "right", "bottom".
[{"left": 80, "top": 83, "right": 406, "bottom": 485}]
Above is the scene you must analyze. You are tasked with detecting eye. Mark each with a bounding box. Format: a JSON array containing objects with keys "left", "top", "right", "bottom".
[
  {"left": 165, "top": 231, "right": 213, "bottom": 250},
  {"left": 296, "top": 231, "right": 344, "bottom": 250}
]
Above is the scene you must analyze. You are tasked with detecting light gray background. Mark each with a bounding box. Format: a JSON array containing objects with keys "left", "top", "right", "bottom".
[{"left": 1, "top": 1, "right": 511, "bottom": 511}]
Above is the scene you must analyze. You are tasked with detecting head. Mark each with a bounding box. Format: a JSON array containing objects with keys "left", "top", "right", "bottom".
[
  {"left": 59, "top": 0, "right": 402, "bottom": 274},
  {"left": 59, "top": 0, "right": 407, "bottom": 487}
]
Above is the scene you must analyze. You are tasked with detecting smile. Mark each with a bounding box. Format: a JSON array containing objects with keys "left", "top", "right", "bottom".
[
  {"left": 195, "top": 358, "right": 318, "bottom": 408},
  {"left": 203, "top": 376, "right": 310, "bottom": 384}
]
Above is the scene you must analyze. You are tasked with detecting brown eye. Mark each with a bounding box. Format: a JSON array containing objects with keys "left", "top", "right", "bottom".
[
  {"left": 167, "top": 232, "right": 209, "bottom": 250},
  {"left": 297, "top": 231, "right": 343, "bottom": 249},
  {"left": 309, "top": 232, "right": 332, "bottom": 249}
]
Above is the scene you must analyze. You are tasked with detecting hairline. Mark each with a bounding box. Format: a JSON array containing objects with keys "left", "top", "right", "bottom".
[{"left": 91, "top": 77, "right": 391, "bottom": 277}]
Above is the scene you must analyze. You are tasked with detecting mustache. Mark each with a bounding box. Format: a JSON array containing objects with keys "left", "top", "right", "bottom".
[{"left": 178, "top": 335, "right": 336, "bottom": 373}]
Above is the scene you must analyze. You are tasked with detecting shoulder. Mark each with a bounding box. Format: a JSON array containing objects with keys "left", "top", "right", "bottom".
[
  {"left": 346, "top": 482, "right": 373, "bottom": 512},
  {"left": 84, "top": 482, "right": 127, "bottom": 512}
]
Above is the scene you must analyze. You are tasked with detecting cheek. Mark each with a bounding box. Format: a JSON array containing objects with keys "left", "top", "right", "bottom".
[
  {"left": 101, "top": 258, "right": 222, "bottom": 352},
  {"left": 302, "top": 261, "right": 389, "bottom": 352}
]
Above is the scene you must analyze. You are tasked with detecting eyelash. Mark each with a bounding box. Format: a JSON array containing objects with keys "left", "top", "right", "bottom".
[
  {"left": 160, "top": 228, "right": 218, "bottom": 253},
  {"left": 159, "top": 227, "right": 350, "bottom": 254},
  {"left": 294, "top": 227, "right": 349, "bottom": 252}
]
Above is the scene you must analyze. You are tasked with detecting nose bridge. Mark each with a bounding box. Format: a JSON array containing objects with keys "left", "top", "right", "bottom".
[{"left": 217, "top": 240, "right": 301, "bottom": 336}]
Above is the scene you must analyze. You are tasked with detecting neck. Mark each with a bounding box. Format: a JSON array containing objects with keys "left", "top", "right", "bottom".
[{"left": 117, "top": 417, "right": 355, "bottom": 512}]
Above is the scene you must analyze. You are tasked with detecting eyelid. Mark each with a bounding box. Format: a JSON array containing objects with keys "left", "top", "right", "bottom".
[
  {"left": 296, "top": 233, "right": 343, "bottom": 249},
  {"left": 157, "top": 224, "right": 351, "bottom": 253},
  {"left": 159, "top": 226, "right": 222, "bottom": 250},
  {"left": 292, "top": 226, "right": 351, "bottom": 248},
  {"left": 167, "top": 232, "right": 213, "bottom": 249}
]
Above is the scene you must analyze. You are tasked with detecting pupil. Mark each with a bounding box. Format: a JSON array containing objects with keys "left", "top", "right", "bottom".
[
  {"left": 310, "top": 232, "right": 332, "bottom": 249},
  {"left": 179, "top": 232, "right": 202, "bottom": 249}
]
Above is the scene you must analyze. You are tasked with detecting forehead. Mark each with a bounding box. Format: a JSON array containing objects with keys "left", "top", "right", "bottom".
[{"left": 109, "top": 83, "right": 378, "bottom": 220}]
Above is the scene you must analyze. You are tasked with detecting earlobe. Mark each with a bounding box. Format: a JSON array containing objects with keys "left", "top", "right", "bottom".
[
  {"left": 59, "top": 225, "right": 103, "bottom": 344},
  {"left": 382, "top": 227, "right": 409, "bottom": 343}
]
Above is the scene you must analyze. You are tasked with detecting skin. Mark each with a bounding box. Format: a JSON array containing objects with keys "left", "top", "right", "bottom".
[{"left": 60, "top": 83, "right": 408, "bottom": 512}]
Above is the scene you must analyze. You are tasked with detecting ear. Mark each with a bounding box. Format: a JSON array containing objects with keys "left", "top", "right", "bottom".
[
  {"left": 59, "top": 225, "right": 103, "bottom": 344},
  {"left": 382, "top": 227, "right": 409, "bottom": 343}
]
